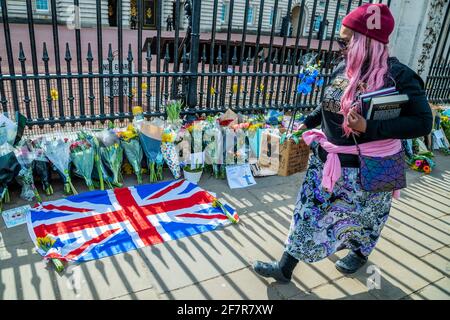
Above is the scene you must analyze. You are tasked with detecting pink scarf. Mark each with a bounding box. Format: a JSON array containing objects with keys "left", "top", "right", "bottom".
[{"left": 302, "top": 129, "right": 402, "bottom": 199}]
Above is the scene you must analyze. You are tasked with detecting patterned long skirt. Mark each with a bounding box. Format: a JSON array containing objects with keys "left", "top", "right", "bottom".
[{"left": 285, "top": 152, "right": 393, "bottom": 263}]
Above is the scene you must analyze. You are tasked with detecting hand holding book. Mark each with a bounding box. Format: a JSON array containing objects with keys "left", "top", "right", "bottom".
[{"left": 348, "top": 109, "right": 367, "bottom": 133}]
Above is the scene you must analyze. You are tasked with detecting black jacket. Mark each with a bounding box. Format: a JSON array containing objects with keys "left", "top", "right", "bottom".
[{"left": 303, "top": 57, "right": 433, "bottom": 167}]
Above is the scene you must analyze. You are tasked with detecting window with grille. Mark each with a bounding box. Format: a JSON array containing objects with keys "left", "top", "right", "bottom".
[{"left": 36, "top": 0, "right": 49, "bottom": 12}]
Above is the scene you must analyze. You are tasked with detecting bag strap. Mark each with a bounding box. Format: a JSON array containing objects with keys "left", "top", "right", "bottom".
[{"left": 351, "top": 133, "right": 362, "bottom": 157}]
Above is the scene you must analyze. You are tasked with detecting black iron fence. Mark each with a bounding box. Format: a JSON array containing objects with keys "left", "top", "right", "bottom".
[
  {"left": 1, "top": 0, "right": 397, "bottom": 130},
  {"left": 426, "top": 1, "right": 450, "bottom": 105}
]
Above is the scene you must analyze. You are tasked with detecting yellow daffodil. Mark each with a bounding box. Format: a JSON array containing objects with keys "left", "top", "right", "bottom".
[
  {"left": 162, "top": 132, "right": 175, "bottom": 143},
  {"left": 259, "top": 83, "right": 265, "bottom": 92},
  {"left": 210, "top": 87, "right": 216, "bottom": 95},
  {"left": 131, "top": 87, "right": 137, "bottom": 97},
  {"left": 118, "top": 124, "right": 138, "bottom": 141},
  {"left": 141, "top": 82, "right": 148, "bottom": 90},
  {"left": 132, "top": 106, "right": 143, "bottom": 116},
  {"left": 50, "top": 88, "right": 58, "bottom": 101}
]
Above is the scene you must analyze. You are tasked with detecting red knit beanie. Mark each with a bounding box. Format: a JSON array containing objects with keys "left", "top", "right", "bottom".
[{"left": 342, "top": 3, "right": 395, "bottom": 44}]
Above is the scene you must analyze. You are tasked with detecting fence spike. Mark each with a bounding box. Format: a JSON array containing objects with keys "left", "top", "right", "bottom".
[
  {"left": 164, "top": 44, "right": 170, "bottom": 63},
  {"left": 232, "top": 46, "right": 238, "bottom": 65},
  {"left": 87, "top": 43, "right": 93, "bottom": 61},
  {"left": 65, "top": 43, "right": 72, "bottom": 62},
  {"left": 201, "top": 45, "right": 207, "bottom": 63},
  {"left": 42, "top": 42, "right": 49, "bottom": 62},
  {"left": 108, "top": 44, "right": 114, "bottom": 62},
  {"left": 146, "top": 42, "right": 152, "bottom": 62},
  {"left": 217, "top": 46, "right": 222, "bottom": 65},
  {"left": 127, "top": 43, "right": 134, "bottom": 62},
  {"left": 18, "top": 42, "right": 26, "bottom": 62}
]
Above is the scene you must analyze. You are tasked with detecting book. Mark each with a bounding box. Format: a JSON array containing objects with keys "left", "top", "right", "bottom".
[
  {"left": 360, "top": 86, "right": 397, "bottom": 100},
  {"left": 360, "top": 87, "right": 398, "bottom": 118},
  {"left": 366, "top": 94, "right": 409, "bottom": 120}
]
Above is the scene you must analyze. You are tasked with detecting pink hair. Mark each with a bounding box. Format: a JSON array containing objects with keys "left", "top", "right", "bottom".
[{"left": 340, "top": 32, "right": 390, "bottom": 136}]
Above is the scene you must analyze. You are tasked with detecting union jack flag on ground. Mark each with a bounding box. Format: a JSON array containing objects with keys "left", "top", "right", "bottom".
[{"left": 27, "top": 179, "right": 238, "bottom": 262}]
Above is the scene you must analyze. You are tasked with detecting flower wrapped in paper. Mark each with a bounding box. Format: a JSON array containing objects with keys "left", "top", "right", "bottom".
[
  {"left": 70, "top": 133, "right": 95, "bottom": 191},
  {"left": 42, "top": 136, "right": 77, "bottom": 195},
  {"left": 14, "top": 141, "right": 42, "bottom": 202},
  {"left": 161, "top": 128, "right": 181, "bottom": 179},
  {"left": 139, "top": 119, "right": 164, "bottom": 182},
  {"left": 118, "top": 124, "right": 144, "bottom": 184}
]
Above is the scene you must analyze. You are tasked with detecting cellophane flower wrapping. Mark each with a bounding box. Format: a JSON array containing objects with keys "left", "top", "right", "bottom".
[
  {"left": 119, "top": 125, "right": 143, "bottom": 184},
  {"left": 70, "top": 134, "right": 95, "bottom": 190},
  {"left": 42, "top": 137, "right": 77, "bottom": 195},
  {"left": 88, "top": 131, "right": 113, "bottom": 190},
  {"left": 100, "top": 142, "right": 123, "bottom": 187},
  {"left": 96, "top": 127, "right": 123, "bottom": 187},
  {"left": 0, "top": 128, "right": 20, "bottom": 209},
  {"left": 203, "top": 122, "right": 223, "bottom": 178},
  {"left": 161, "top": 128, "right": 181, "bottom": 179},
  {"left": 30, "top": 137, "right": 53, "bottom": 195},
  {"left": 139, "top": 119, "right": 163, "bottom": 182},
  {"left": 14, "top": 141, "right": 42, "bottom": 202}
]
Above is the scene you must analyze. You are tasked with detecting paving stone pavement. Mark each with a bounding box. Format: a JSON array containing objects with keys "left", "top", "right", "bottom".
[{"left": 0, "top": 154, "right": 449, "bottom": 300}]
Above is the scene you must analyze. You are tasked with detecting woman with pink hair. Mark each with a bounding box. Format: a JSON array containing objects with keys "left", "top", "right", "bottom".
[{"left": 253, "top": 3, "right": 432, "bottom": 282}]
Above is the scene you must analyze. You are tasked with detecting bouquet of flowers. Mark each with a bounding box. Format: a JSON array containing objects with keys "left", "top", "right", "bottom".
[
  {"left": 30, "top": 137, "right": 53, "bottom": 196},
  {"left": 101, "top": 142, "right": 123, "bottom": 187},
  {"left": 96, "top": 125, "right": 123, "bottom": 187},
  {"left": 139, "top": 119, "right": 164, "bottom": 182},
  {"left": 0, "top": 112, "right": 25, "bottom": 210},
  {"left": 297, "top": 53, "right": 325, "bottom": 95},
  {"left": 70, "top": 133, "right": 95, "bottom": 191},
  {"left": 118, "top": 124, "right": 143, "bottom": 184},
  {"left": 36, "top": 235, "right": 65, "bottom": 273},
  {"left": 166, "top": 100, "right": 183, "bottom": 128},
  {"left": 0, "top": 140, "right": 20, "bottom": 211},
  {"left": 14, "top": 141, "right": 42, "bottom": 202},
  {"left": 42, "top": 136, "right": 77, "bottom": 195},
  {"left": 246, "top": 122, "right": 264, "bottom": 162},
  {"left": 408, "top": 156, "right": 435, "bottom": 174},
  {"left": 84, "top": 131, "right": 112, "bottom": 190},
  {"left": 203, "top": 122, "right": 224, "bottom": 179},
  {"left": 161, "top": 128, "right": 181, "bottom": 179},
  {"left": 439, "top": 110, "right": 450, "bottom": 141}
]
